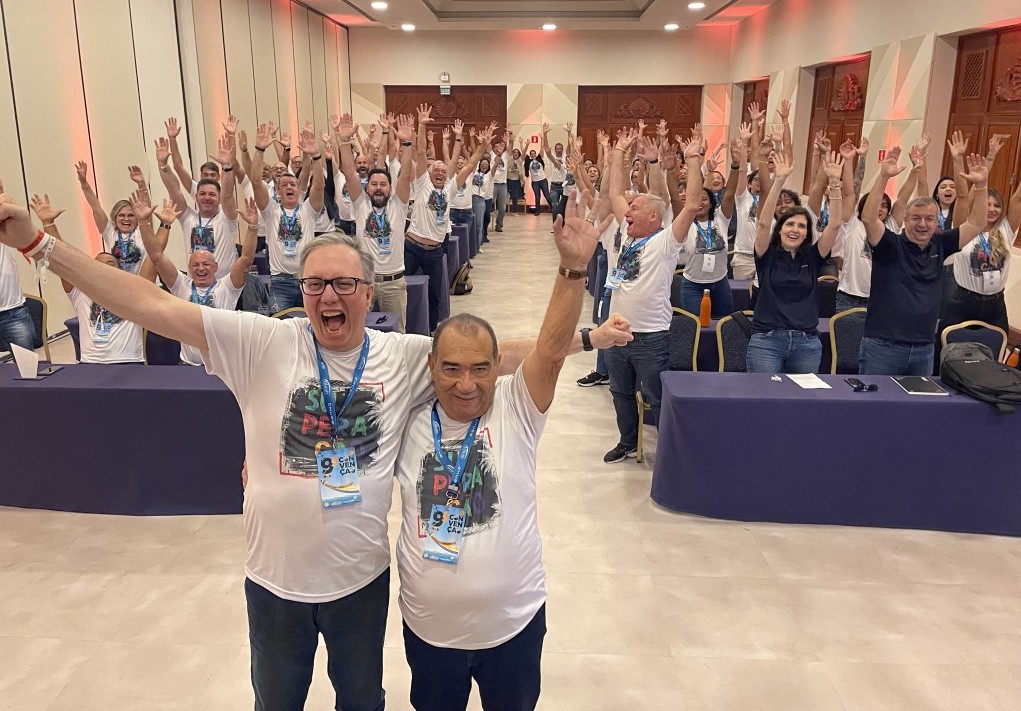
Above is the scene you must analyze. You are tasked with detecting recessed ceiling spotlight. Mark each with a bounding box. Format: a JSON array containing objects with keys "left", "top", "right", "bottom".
[
  {"left": 370, "top": 1, "right": 387, "bottom": 9},
  {"left": 542, "top": 24, "right": 557, "bottom": 31},
  {"left": 401, "top": 23, "right": 415, "bottom": 31},
  {"left": 664, "top": 23, "right": 679, "bottom": 31},
  {"left": 688, "top": 1, "right": 706, "bottom": 8}
]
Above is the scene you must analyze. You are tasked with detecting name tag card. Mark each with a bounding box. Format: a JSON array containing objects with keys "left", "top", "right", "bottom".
[
  {"left": 316, "top": 447, "right": 362, "bottom": 509},
  {"left": 422, "top": 504, "right": 466, "bottom": 565}
]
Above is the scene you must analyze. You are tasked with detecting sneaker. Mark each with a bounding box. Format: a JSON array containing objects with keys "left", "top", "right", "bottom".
[
  {"left": 603, "top": 445, "right": 638, "bottom": 463},
  {"left": 577, "top": 371, "right": 609, "bottom": 387},
  {"left": 495, "top": 227, "right": 503, "bottom": 232}
]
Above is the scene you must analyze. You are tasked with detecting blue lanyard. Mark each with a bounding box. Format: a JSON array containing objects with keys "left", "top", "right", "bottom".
[
  {"left": 310, "top": 329, "right": 370, "bottom": 445},
  {"left": 191, "top": 280, "right": 217, "bottom": 305},
  {"left": 196, "top": 215, "right": 213, "bottom": 231},
  {"left": 115, "top": 231, "right": 132, "bottom": 263},
  {"left": 619, "top": 232, "right": 657, "bottom": 262},
  {"left": 938, "top": 208, "right": 949, "bottom": 230},
  {"left": 282, "top": 207, "right": 299, "bottom": 233},
  {"left": 750, "top": 194, "right": 760, "bottom": 218},
  {"left": 978, "top": 232, "right": 991, "bottom": 258},
  {"left": 820, "top": 200, "right": 830, "bottom": 229},
  {"left": 695, "top": 220, "right": 716, "bottom": 249},
  {"left": 431, "top": 401, "right": 480, "bottom": 496}
]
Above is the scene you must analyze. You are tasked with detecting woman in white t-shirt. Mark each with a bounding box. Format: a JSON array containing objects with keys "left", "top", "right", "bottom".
[
  {"left": 939, "top": 188, "right": 1016, "bottom": 334},
  {"left": 471, "top": 156, "right": 497, "bottom": 253},
  {"left": 75, "top": 161, "right": 149, "bottom": 274},
  {"left": 678, "top": 188, "right": 734, "bottom": 318}
]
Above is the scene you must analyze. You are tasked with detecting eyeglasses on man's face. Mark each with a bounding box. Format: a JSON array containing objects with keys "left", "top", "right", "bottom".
[{"left": 298, "top": 276, "right": 367, "bottom": 296}]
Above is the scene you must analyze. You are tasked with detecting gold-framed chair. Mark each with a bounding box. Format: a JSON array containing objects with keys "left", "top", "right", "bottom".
[
  {"left": 636, "top": 307, "right": 700, "bottom": 463},
  {"left": 715, "top": 310, "right": 754, "bottom": 372},
  {"left": 21, "top": 293, "right": 51, "bottom": 362},
  {"left": 940, "top": 320, "right": 1008, "bottom": 361},
  {"left": 829, "top": 307, "right": 867, "bottom": 374},
  {"left": 271, "top": 307, "right": 307, "bottom": 319}
]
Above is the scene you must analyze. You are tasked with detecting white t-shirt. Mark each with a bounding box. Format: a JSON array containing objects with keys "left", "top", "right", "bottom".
[
  {"left": 396, "top": 368, "right": 547, "bottom": 649},
  {"left": 69, "top": 288, "right": 142, "bottom": 363},
  {"left": 449, "top": 179, "right": 473, "bottom": 211},
  {"left": 334, "top": 172, "right": 354, "bottom": 222},
  {"left": 169, "top": 274, "right": 244, "bottom": 365},
  {"left": 101, "top": 225, "right": 147, "bottom": 275},
  {"left": 353, "top": 193, "right": 408, "bottom": 276},
  {"left": 833, "top": 216, "right": 873, "bottom": 298},
  {"left": 179, "top": 207, "right": 239, "bottom": 279},
  {"left": 314, "top": 205, "right": 334, "bottom": 233},
  {"left": 952, "top": 223, "right": 1014, "bottom": 296},
  {"left": 528, "top": 158, "right": 546, "bottom": 182},
  {"left": 609, "top": 227, "right": 685, "bottom": 333},
  {"left": 733, "top": 190, "right": 760, "bottom": 255},
  {"left": 0, "top": 244, "right": 26, "bottom": 312},
  {"left": 548, "top": 156, "right": 566, "bottom": 183},
  {"left": 408, "top": 175, "right": 458, "bottom": 243},
  {"left": 200, "top": 309, "right": 434, "bottom": 602},
  {"left": 599, "top": 219, "right": 623, "bottom": 273},
  {"left": 492, "top": 152, "right": 509, "bottom": 184},
  {"left": 681, "top": 213, "right": 730, "bottom": 284},
  {"left": 470, "top": 171, "right": 494, "bottom": 200},
  {"left": 264, "top": 199, "right": 318, "bottom": 276}
]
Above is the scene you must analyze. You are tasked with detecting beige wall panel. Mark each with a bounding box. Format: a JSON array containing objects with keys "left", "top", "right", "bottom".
[
  {"left": 222, "top": 0, "right": 258, "bottom": 131},
  {"left": 189, "top": 0, "right": 230, "bottom": 154},
  {"left": 0, "top": 11, "right": 31, "bottom": 297},
  {"left": 290, "top": 4, "right": 314, "bottom": 127},
  {"left": 248, "top": 0, "right": 279, "bottom": 124},
  {"left": 4, "top": 0, "right": 92, "bottom": 329},
  {"left": 271, "top": 0, "right": 298, "bottom": 137},
  {"left": 324, "top": 22, "right": 342, "bottom": 119},
  {"left": 336, "top": 25, "right": 351, "bottom": 114},
  {"left": 174, "top": 0, "right": 209, "bottom": 179},
  {"left": 309, "top": 15, "right": 328, "bottom": 131}
]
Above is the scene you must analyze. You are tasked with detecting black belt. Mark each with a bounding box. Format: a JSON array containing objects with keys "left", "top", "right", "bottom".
[
  {"left": 955, "top": 283, "right": 1003, "bottom": 302},
  {"left": 376, "top": 271, "right": 405, "bottom": 283},
  {"left": 551, "top": 182, "right": 563, "bottom": 186}
]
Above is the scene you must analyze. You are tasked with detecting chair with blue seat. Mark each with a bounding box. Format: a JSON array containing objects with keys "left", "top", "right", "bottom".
[
  {"left": 142, "top": 329, "right": 182, "bottom": 365},
  {"left": 715, "top": 311, "right": 754, "bottom": 372},
  {"left": 829, "top": 307, "right": 867, "bottom": 374},
  {"left": 817, "top": 275, "right": 839, "bottom": 318},
  {"left": 21, "top": 293, "right": 51, "bottom": 362},
  {"left": 941, "top": 320, "right": 1008, "bottom": 361},
  {"left": 271, "top": 307, "right": 307, "bottom": 319},
  {"left": 636, "top": 307, "right": 700, "bottom": 463}
]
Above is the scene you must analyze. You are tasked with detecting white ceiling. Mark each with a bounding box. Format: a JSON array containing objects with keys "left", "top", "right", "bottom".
[{"left": 306, "top": 0, "right": 777, "bottom": 31}]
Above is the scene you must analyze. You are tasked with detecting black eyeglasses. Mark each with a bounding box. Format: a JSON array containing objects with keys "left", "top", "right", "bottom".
[{"left": 298, "top": 276, "right": 367, "bottom": 296}]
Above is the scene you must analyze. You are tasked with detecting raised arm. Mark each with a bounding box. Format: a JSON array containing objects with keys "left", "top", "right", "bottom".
[
  {"left": 863, "top": 146, "right": 905, "bottom": 247},
  {"left": 755, "top": 151, "right": 793, "bottom": 256},
  {"left": 817, "top": 152, "right": 844, "bottom": 258},
  {"left": 1008, "top": 175, "right": 1021, "bottom": 233},
  {"left": 230, "top": 197, "right": 260, "bottom": 289},
  {"left": 27, "top": 191, "right": 74, "bottom": 293},
  {"left": 853, "top": 136, "right": 869, "bottom": 197},
  {"left": 74, "top": 161, "right": 109, "bottom": 233},
  {"left": 670, "top": 131, "right": 704, "bottom": 243},
  {"left": 957, "top": 153, "right": 989, "bottom": 247},
  {"left": 334, "top": 113, "right": 363, "bottom": 205},
  {"left": 609, "top": 129, "right": 638, "bottom": 224},
  {"left": 238, "top": 129, "right": 253, "bottom": 181},
  {"left": 640, "top": 136, "right": 669, "bottom": 205},
  {"left": 838, "top": 140, "right": 857, "bottom": 224},
  {"left": 393, "top": 114, "right": 415, "bottom": 203},
  {"left": 132, "top": 193, "right": 180, "bottom": 288},
  {"left": 165, "top": 117, "right": 193, "bottom": 190},
  {"left": 947, "top": 130, "right": 970, "bottom": 227},
  {"left": 299, "top": 126, "right": 325, "bottom": 213},
  {"left": 155, "top": 137, "right": 190, "bottom": 211},
  {"left": 249, "top": 123, "right": 272, "bottom": 211},
  {"left": 776, "top": 99, "right": 794, "bottom": 162},
  {"left": 212, "top": 134, "right": 239, "bottom": 220},
  {"left": 721, "top": 135, "right": 746, "bottom": 221},
  {"left": 807, "top": 132, "right": 831, "bottom": 216}
]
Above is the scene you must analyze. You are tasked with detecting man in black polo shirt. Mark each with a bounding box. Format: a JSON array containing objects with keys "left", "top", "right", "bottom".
[{"left": 859, "top": 147, "right": 988, "bottom": 375}]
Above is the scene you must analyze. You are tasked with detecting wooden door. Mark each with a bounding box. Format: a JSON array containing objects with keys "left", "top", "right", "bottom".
[
  {"left": 384, "top": 86, "right": 507, "bottom": 159},
  {"left": 577, "top": 86, "right": 703, "bottom": 161},
  {"left": 741, "top": 78, "right": 769, "bottom": 124},
  {"left": 803, "top": 58, "right": 871, "bottom": 191}
]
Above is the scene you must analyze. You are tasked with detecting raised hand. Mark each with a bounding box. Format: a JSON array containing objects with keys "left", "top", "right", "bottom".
[
  {"left": 856, "top": 136, "right": 869, "bottom": 156},
  {"left": 74, "top": 160, "right": 89, "bottom": 183},
  {"left": 748, "top": 101, "right": 764, "bottom": 124},
  {"left": 816, "top": 134, "right": 832, "bottom": 153},
  {"left": 238, "top": 196, "right": 259, "bottom": 227},
  {"left": 960, "top": 153, "right": 989, "bottom": 186},
  {"left": 154, "top": 137, "right": 171, "bottom": 164},
  {"left": 987, "top": 133, "right": 1009, "bottom": 161},
  {"left": 222, "top": 114, "right": 239, "bottom": 136},
  {"left": 909, "top": 143, "right": 924, "bottom": 168},
  {"left": 730, "top": 137, "right": 747, "bottom": 164},
  {"left": 330, "top": 113, "right": 341, "bottom": 131},
  {"left": 29, "top": 193, "right": 65, "bottom": 224},
  {"left": 657, "top": 119, "right": 668, "bottom": 138},
  {"left": 334, "top": 113, "right": 356, "bottom": 141},
  {"left": 452, "top": 118, "right": 464, "bottom": 136},
  {"left": 211, "top": 134, "right": 235, "bottom": 166},
  {"left": 299, "top": 127, "right": 319, "bottom": 155},
  {"left": 542, "top": 122, "right": 550, "bottom": 135},
  {"left": 879, "top": 146, "right": 905, "bottom": 178},
  {"left": 772, "top": 151, "right": 794, "bottom": 179},
  {"left": 442, "top": 126, "right": 451, "bottom": 140},
  {"left": 127, "top": 164, "right": 146, "bottom": 185},
  {"left": 617, "top": 127, "right": 639, "bottom": 153},
  {"left": 128, "top": 189, "right": 155, "bottom": 221},
  {"left": 238, "top": 129, "right": 249, "bottom": 153},
  {"left": 822, "top": 151, "right": 843, "bottom": 180},
  {"left": 157, "top": 198, "right": 178, "bottom": 225},
  {"left": 553, "top": 189, "right": 605, "bottom": 269},
  {"left": 165, "top": 117, "right": 181, "bottom": 138},
  {"left": 597, "top": 129, "right": 608, "bottom": 147},
  {"left": 417, "top": 104, "right": 433, "bottom": 124},
  {"left": 777, "top": 98, "right": 791, "bottom": 120},
  {"left": 565, "top": 121, "right": 574, "bottom": 133},
  {"left": 395, "top": 113, "right": 415, "bottom": 143},
  {"left": 947, "top": 130, "right": 968, "bottom": 158},
  {"left": 636, "top": 118, "right": 647, "bottom": 135},
  {"left": 640, "top": 135, "right": 659, "bottom": 162},
  {"left": 738, "top": 121, "right": 753, "bottom": 142},
  {"left": 769, "top": 124, "right": 784, "bottom": 145},
  {"left": 839, "top": 139, "right": 856, "bottom": 161},
  {"left": 916, "top": 132, "right": 931, "bottom": 157},
  {"left": 267, "top": 121, "right": 278, "bottom": 138},
  {"left": 255, "top": 122, "right": 273, "bottom": 151}
]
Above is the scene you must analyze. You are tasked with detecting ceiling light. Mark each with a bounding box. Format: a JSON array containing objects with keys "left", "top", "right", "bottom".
[
  {"left": 370, "top": 1, "right": 387, "bottom": 9},
  {"left": 542, "top": 24, "right": 557, "bottom": 31},
  {"left": 401, "top": 23, "right": 415, "bottom": 31},
  {"left": 664, "top": 23, "right": 679, "bottom": 31},
  {"left": 688, "top": 1, "right": 706, "bottom": 8}
]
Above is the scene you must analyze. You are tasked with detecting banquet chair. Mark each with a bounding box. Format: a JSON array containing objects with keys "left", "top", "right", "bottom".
[
  {"left": 636, "top": 308, "right": 699, "bottom": 462},
  {"left": 829, "top": 307, "right": 867, "bottom": 374},
  {"left": 715, "top": 311, "right": 754, "bottom": 372},
  {"left": 817, "top": 275, "right": 839, "bottom": 318},
  {"left": 941, "top": 320, "right": 1008, "bottom": 361},
  {"left": 271, "top": 307, "right": 307, "bottom": 319},
  {"left": 22, "top": 293, "right": 52, "bottom": 362},
  {"left": 142, "top": 329, "right": 182, "bottom": 365},
  {"left": 669, "top": 271, "right": 685, "bottom": 309}
]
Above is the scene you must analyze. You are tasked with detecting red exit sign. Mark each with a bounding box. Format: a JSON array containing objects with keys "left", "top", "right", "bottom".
[
  {"left": 877, "top": 149, "right": 887, "bottom": 162},
  {"left": 531, "top": 135, "right": 540, "bottom": 143}
]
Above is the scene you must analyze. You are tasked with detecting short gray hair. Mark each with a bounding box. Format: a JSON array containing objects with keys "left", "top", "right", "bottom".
[
  {"left": 638, "top": 194, "right": 667, "bottom": 220},
  {"left": 905, "top": 196, "right": 938, "bottom": 213},
  {"left": 298, "top": 231, "right": 375, "bottom": 283}
]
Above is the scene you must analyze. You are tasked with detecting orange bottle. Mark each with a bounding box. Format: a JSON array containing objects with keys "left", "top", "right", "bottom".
[
  {"left": 1007, "top": 347, "right": 1020, "bottom": 368},
  {"left": 699, "top": 289, "right": 712, "bottom": 327}
]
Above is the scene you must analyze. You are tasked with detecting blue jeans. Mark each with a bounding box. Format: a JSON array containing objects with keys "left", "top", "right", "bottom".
[
  {"left": 404, "top": 239, "right": 447, "bottom": 332},
  {"left": 403, "top": 604, "right": 546, "bottom": 711},
  {"left": 858, "top": 336, "right": 934, "bottom": 376},
  {"left": 605, "top": 331, "right": 669, "bottom": 449},
  {"left": 746, "top": 329, "right": 823, "bottom": 373},
  {"left": 270, "top": 274, "right": 302, "bottom": 313},
  {"left": 594, "top": 289, "right": 611, "bottom": 375},
  {"left": 450, "top": 208, "right": 473, "bottom": 226},
  {"left": 245, "top": 569, "right": 389, "bottom": 711},
  {"left": 483, "top": 198, "right": 494, "bottom": 242},
  {"left": 679, "top": 275, "right": 734, "bottom": 319},
  {"left": 835, "top": 291, "right": 869, "bottom": 313},
  {"left": 0, "top": 304, "right": 35, "bottom": 352},
  {"left": 472, "top": 195, "right": 487, "bottom": 252},
  {"left": 493, "top": 182, "right": 508, "bottom": 229},
  {"left": 550, "top": 182, "right": 564, "bottom": 222},
  {"left": 530, "top": 180, "right": 551, "bottom": 214}
]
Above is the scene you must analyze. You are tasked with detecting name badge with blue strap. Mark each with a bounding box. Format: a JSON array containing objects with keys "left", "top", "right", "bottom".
[
  {"left": 191, "top": 280, "right": 217, "bottom": 306},
  {"left": 422, "top": 402, "right": 480, "bottom": 565},
  {"left": 312, "top": 329, "right": 370, "bottom": 509},
  {"left": 605, "top": 232, "right": 655, "bottom": 291}
]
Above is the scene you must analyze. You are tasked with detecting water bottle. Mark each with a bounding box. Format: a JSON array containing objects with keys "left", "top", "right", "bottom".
[{"left": 699, "top": 289, "right": 712, "bottom": 327}]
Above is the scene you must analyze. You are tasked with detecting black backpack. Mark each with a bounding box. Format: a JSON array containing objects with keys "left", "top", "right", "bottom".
[
  {"left": 450, "top": 261, "right": 473, "bottom": 296},
  {"left": 939, "top": 342, "right": 1021, "bottom": 413}
]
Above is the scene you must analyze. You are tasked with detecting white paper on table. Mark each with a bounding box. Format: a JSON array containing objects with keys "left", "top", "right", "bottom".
[
  {"left": 787, "top": 373, "right": 831, "bottom": 389},
  {"left": 10, "top": 343, "right": 39, "bottom": 379}
]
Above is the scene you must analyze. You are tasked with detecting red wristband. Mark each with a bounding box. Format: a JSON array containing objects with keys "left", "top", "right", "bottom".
[{"left": 18, "top": 230, "right": 45, "bottom": 255}]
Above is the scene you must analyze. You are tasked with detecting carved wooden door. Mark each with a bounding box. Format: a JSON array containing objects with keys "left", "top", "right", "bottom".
[
  {"left": 804, "top": 58, "right": 870, "bottom": 192},
  {"left": 384, "top": 86, "right": 507, "bottom": 159}
]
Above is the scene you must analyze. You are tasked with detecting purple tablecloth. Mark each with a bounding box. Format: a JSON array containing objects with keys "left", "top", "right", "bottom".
[
  {"left": 452, "top": 224, "right": 470, "bottom": 268},
  {"left": 651, "top": 372, "right": 1021, "bottom": 536},
  {"left": 0, "top": 364, "right": 244, "bottom": 515},
  {"left": 404, "top": 274, "right": 430, "bottom": 335},
  {"left": 696, "top": 318, "right": 831, "bottom": 372}
]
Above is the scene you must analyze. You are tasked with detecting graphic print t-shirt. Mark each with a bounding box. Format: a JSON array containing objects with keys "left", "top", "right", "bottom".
[
  {"left": 951, "top": 222, "right": 1014, "bottom": 296},
  {"left": 101, "top": 224, "right": 147, "bottom": 275},
  {"left": 70, "top": 288, "right": 142, "bottom": 363},
  {"left": 178, "top": 207, "right": 239, "bottom": 279},
  {"left": 169, "top": 274, "right": 244, "bottom": 365},
  {"left": 263, "top": 199, "right": 318, "bottom": 276},
  {"left": 201, "top": 309, "right": 434, "bottom": 602},
  {"left": 396, "top": 368, "right": 548, "bottom": 649},
  {"left": 608, "top": 227, "right": 684, "bottom": 333}
]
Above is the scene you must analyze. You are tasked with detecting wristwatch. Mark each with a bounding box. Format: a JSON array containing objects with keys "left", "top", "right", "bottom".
[{"left": 580, "top": 328, "right": 593, "bottom": 352}]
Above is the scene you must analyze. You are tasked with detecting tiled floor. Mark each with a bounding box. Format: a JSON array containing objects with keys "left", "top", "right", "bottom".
[{"left": 2, "top": 212, "right": 1020, "bottom": 709}]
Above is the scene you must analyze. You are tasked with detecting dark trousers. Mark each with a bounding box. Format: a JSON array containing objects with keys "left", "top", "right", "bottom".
[
  {"left": 403, "top": 604, "right": 546, "bottom": 711},
  {"left": 270, "top": 274, "right": 302, "bottom": 313},
  {"left": 940, "top": 283, "right": 1008, "bottom": 334},
  {"left": 404, "top": 239, "right": 448, "bottom": 332},
  {"left": 549, "top": 182, "right": 564, "bottom": 222},
  {"left": 530, "top": 179, "right": 551, "bottom": 214},
  {"left": 245, "top": 569, "right": 389, "bottom": 711},
  {"left": 605, "top": 331, "right": 669, "bottom": 448}
]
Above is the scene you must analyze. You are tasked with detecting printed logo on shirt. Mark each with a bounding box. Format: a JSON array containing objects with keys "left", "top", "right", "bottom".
[
  {"left": 694, "top": 224, "right": 726, "bottom": 253},
  {"left": 365, "top": 211, "right": 391, "bottom": 242},
  {"left": 618, "top": 241, "right": 645, "bottom": 282},
  {"left": 415, "top": 428, "right": 501, "bottom": 537},
  {"left": 969, "top": 241, "right": 1002, "bottom": 276},
  {"left": 426, "top": 189, "right": 448, "bottom": 213},
  {"left": 190, "top": 226, "right": 215, "bottom": 252},
  {"left": 88, "top": 301, "right": 123, "bottom": 325},
  {"left": 278, "top": 212, "right": 302, "bottom": 242},
  {"left": 472, "top": 173, "right": 484, "bottom": 188},
  {"left": 278, "top": 377, "right": 383, "bottom": 478},
  {"left": 111, "top": 236, "right": 143, "bottom": 268}
]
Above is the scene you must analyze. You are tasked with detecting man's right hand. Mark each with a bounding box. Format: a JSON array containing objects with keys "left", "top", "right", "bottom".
[{"left": 591, "top": 313, "right": 633, "bottom": 350}]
